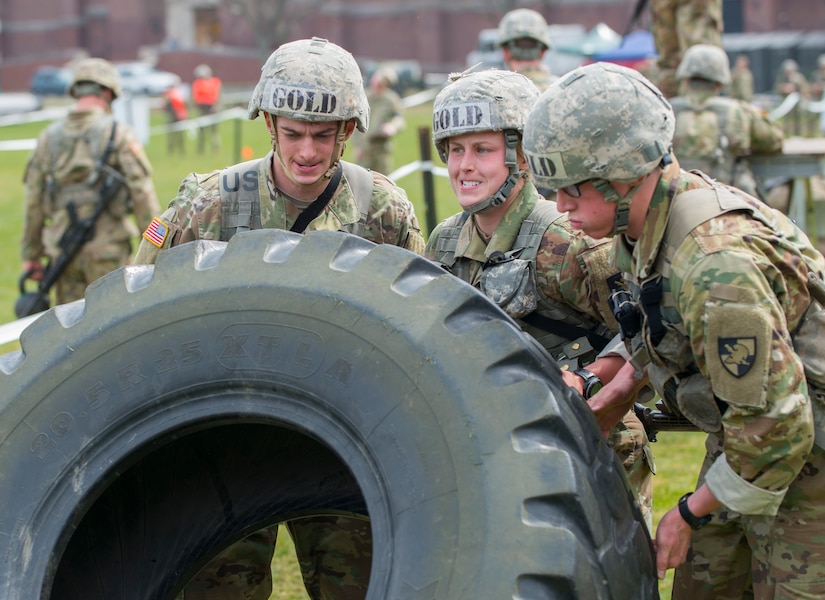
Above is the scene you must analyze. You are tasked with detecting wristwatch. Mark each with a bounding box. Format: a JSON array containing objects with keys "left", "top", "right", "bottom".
[
  {"left": 678, "top": 492, "right": 712, "bottom": 530},
  {"left": 573, "top": 368, "right": 603, "bottom": 399}
]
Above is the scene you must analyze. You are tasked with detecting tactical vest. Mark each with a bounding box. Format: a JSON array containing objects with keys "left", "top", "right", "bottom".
[
  {"left": 670, "top": 96, "right": 733, "bottom": 185},
  {"left": 219, "top": 158, "right": 373, "bottom": 241},
  {"left": 628, "top": 177, "right": 825, "bottom": 445},
  {"left": 44, "top": 115, "right": 117, "bottom": 213},
  {"left": 430, "top": 201, "right": 614, "bottom": 368}
]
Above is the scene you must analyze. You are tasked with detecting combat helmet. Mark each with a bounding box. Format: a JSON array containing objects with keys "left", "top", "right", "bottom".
[
  {"left": 676, "top": 44, "right": 731, "bottom": 85},
  {"left": 497, "top": 9, "right": 552, "bottom": 61},
  {"left": 523, "top": 62, "right": 674, "bottom": 233},
  {"left": 248, "top": 37, "right": 369, "bottom": 132},
  {"left": 433, "top": 68, "right": 540, "bottom": 214},
  {"left": 69, "top": 58, "right": 122, "bottom": 99}
]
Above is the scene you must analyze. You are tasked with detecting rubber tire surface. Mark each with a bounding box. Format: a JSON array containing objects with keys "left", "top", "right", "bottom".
[{"left": 0, "top": 229, "right": 658, "bottom": 599}]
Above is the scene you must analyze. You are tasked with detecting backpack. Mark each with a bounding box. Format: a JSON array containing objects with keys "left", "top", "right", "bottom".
[
  {"left": 670, "top": 97, "right": 734, "bottom": 184},
  {"left": 44, "top": 115, "right": 116, "bottom": 212}
]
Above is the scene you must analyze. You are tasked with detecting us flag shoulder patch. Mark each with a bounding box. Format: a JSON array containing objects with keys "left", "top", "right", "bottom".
[{"left": 143, "top": 217, "right": 169, "bottom": 248}]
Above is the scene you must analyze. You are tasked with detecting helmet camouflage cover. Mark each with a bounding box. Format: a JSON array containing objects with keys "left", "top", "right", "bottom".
[
  {"left": 676, "top": 44, "right": 732, "bottom": 85},
  {"left": 432, "top": 69, "right": 540, "bottom": 162},
  {"left": 248, "top": 37, "right": 370, "bottom": 132},
  {"left": 523, "top": 62, "right": 675, "bottom": 189},
  {"left": 497, "top": 9, "right": 552, "bottom": 49},
  {"left": 70, "top": 58, "right": 122, "bottom": 99}
]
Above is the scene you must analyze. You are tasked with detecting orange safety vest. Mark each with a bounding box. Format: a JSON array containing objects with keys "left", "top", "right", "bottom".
[
  {"left": 192, "top": 76, "right": 221, "bottom": 105},
  {"left": 165, "top": 87, "right": 188, "bottom": 120}
]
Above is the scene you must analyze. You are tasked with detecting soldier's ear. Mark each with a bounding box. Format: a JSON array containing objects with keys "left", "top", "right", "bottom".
[
  {"left": 343, "top": 119, "right": 357, "bottom": 139},
  {"left": 263, "top": 113, "right": 275, "bottom": 134}
]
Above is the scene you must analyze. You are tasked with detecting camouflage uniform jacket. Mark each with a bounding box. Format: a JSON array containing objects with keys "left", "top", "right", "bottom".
[
  {"left": 135, "top": 151, "right": 424, "bottom": 263},
  {"left": 514, "top": 64, "right": 557, "bottom": 92},
  {"left": 670, "top": 88, "right": 783, "bottom": 195},
  {"left": 729, "top": 68, "right": 754, "bottom": 102},
  {"left": 362, "top": 88, "right": 404, "bottom": 144},
  {"left": 425, "top": 183, "right": 618, "bottom": 362},
  {"left": 613, "top": 160, "right": 825, "bottom": 516},
  {"left": 22, "top": 106, "right": 159, "bottom": 261}
]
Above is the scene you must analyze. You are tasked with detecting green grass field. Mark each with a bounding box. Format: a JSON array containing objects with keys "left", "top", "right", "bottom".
[{"left": 0, "top": 99, "right": 706, "bottom": 599}]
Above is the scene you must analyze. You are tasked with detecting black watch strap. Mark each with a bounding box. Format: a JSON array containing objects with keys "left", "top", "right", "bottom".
[
  {"left": 678, "top": 492, "right": 712, "bottom": 530},
  {"left": 573, "top": 368, "right": 603, "bottom": 399}
]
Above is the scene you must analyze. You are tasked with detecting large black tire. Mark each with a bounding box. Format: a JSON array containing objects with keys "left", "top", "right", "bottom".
[{"left": 0, "top": 229, "right": 658, "bottom": 599}]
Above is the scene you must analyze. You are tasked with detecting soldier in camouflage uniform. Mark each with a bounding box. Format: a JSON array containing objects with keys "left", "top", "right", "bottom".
[
  {"left": 524, "top": 61, "right": 825, "bottom": 599},
  {"left": 496, "top": 8, "right": 556, "bottom": 92},
  {"left": 774, "top": 58, "right": 811, "bottom": 137},
  {"left": 729, "top": 53, "right": 754, "bottom": 102},
  {"left": 21, "top": 57, "right": 160, "bottom": 305},
  {"left": 425, "top": 69, "right": 655, "bottom": 530},
  {"left": 353, "top": 66, "right": 405, "bottom": 175},
  {"left": 670, "top": 44, "right": 784, "bottom": 199},
  {"left": 649, "top": 0, "right": 723, "bottom": 97},
  {"left": 136, "top": 37, "right": 425, "bottom": 600}
]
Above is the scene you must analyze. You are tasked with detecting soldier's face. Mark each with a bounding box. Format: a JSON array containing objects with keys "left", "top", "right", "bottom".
[
  {"left": 555, "top": 181, "right": 617, "bottom": 238},
  {"left": 270, "top": 116, "right": 349, "bottom": 186},
  {"left": 446, "top": 131, "right": 515, "bottom": 210}
]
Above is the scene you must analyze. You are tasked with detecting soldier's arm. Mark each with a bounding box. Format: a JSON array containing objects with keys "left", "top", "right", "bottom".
[
  {"left": 745, "top": 103, "right": 784, "bottom": 155},
  {"left": 116, "top": 125, "right": 161, "bottom": 232},
  {"left": 674, "top": 243, "right": 813, "bottom": 516},
  {"left": 134, "top": 172, "right": 218, "bottom": 264},
  {"left": 369, "top": 175, "right": 425, "bottom": 254},
  {"left": 20, "top": 141, "right": 49, "bottom": 263}
]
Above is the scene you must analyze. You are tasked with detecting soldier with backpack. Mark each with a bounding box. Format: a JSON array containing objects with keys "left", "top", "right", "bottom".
[
  {"left": 425, "top": 68, "right": 655, "bottom": 530},
  {"left": 523, "top": 60, "right": 825, "bottom": 599},
  {"left": 136, "top": 37, "right": 424, "bottom": 600},
  {"left": 21, "top": 57, "right": 160, "bottom": 305},
  {"left": 670, "top": 44, "right": 783, "bottom": 200}
]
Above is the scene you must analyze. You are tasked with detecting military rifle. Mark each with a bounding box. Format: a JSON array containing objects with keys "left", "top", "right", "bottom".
[
  {"left": 15, "top": 124, "right": 121, "bottom": 318},
  {"left": 633, "top": 401, "right": 699, "bottom": 442}
]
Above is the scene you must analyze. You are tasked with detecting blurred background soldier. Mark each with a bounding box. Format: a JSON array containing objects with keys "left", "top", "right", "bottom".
[
  {"left": 21, "top": 57, "right": 160, "bottom": 305},
  {"left": 670, "top": 44, "right": 784, "bottom": 200},
  {"left": 191, "top": 63, "right": 222, "bottom": 153},
  {"left": 810, "top": 54, "right": 825, "bottom": 102},
  {"left": 774, "top": 58, "right": 810, "bottom": 136},
  {"left": 496, "top": 8, "right": 556, "bottom": 91},
  {"left": 136, "top": 37, "right": 424, "bottom": 600},
  {"left": 353, "top": 66, "right": 405, "bottom": 175},
  {"left": 163, "top": 83, "right": 188, "bottom": 155},
  {"left": 649, "top": 0, "right": 723, "bottom": 97},
  {"left": 808, "top": 54, "right": 825, "bottom": 135},
  {"left": 729, "top": 53, "right": 754, "bottom": 102}
]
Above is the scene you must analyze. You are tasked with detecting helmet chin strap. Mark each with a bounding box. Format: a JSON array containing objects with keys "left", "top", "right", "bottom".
[
  {"left": 591, "top": 179, "right": 640, "bottom": 235},
  {"left": 465, "top": 130, "right": 523, "bottom": 215},
  {"left": 592, "top": 155, "right": 673, "bottom": 235},
  {"left": 267, "top": 115, "right": 349, "bottom": 188}
]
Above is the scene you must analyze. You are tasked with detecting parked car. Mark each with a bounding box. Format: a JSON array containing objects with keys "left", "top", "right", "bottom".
[
  {"left": 0, "top": 92, "right": 42, "bottom": 116},
  {"left": 115, "top": 62, "right": 181, "bottom": 96},
  {"left": 29, "top": 66, "right": 73, "bottom": 96},
  {"left": 358, "top": 58, "right": 425, "bottom": 96}
]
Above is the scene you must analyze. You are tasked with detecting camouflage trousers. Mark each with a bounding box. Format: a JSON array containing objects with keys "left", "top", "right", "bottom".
[
  {"left": 672, "top": 435, "right": 825, "bottom": 599},
  {"left": 180, "top": 516, "right": 371, "bottom": 599},
  {"left": 51, "top": 241, "right": 132, "bottom": 304},
  {"left": 196, "top": 104, "right": 220, "bottom": 154},
  {"left": 608, "top": 408, "right": 656, "bottom": 532},
  {"left": 650, "top": 0, "right": 723, "bottom": 97}
]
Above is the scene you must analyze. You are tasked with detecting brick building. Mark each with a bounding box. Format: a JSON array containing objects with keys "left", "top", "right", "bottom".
[{"left": 1, "top": 0, "right": 823, "bottom": 92}]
